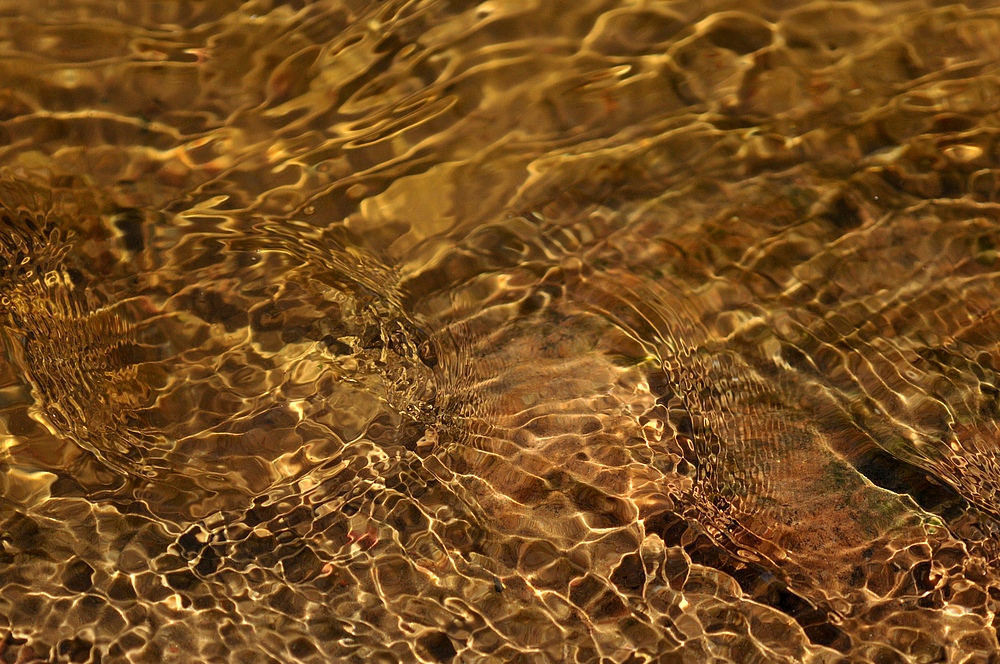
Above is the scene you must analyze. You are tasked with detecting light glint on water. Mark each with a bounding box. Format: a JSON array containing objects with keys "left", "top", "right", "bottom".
[{"left": 0, "top": 1, "right": 999, "bottom": 662}]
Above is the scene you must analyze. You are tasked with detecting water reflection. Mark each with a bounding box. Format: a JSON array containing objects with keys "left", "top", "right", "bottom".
[{"left": 1, "top": 0, "right": 1000, "bottom": 662}]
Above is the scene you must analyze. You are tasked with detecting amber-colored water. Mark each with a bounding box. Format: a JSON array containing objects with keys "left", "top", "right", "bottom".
[{"left": 2, "top": 0, "right": 1000, "bottom": 662}]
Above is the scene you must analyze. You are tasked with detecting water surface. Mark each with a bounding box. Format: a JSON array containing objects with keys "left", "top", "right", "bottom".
[{"left": 1, "top": 1, "right": 1000, "bottom": 662}]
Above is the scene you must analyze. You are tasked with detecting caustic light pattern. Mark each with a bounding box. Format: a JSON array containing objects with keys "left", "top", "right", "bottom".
[{"left": 1, "top": 1, "right": 1000, "bottom": 663}]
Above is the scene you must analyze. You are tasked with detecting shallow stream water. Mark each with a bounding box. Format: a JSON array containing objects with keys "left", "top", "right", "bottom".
[{"left": 1, "top": 1, "right": 1000, "bottom": 662}]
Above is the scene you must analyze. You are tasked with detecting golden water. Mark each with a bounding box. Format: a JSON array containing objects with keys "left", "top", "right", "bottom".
[{"left": 1, "top": 0, "right": 1000, "bottom": 662}]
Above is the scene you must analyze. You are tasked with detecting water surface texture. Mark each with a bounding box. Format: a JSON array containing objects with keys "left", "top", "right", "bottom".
[{"left": 1, "top": 0, "right": 1000, "bottom": 662}]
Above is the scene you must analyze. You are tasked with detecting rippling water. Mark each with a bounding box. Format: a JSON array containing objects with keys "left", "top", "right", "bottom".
[{"left": 2, "top": 0, "right": 1000, "bottom": 662}]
